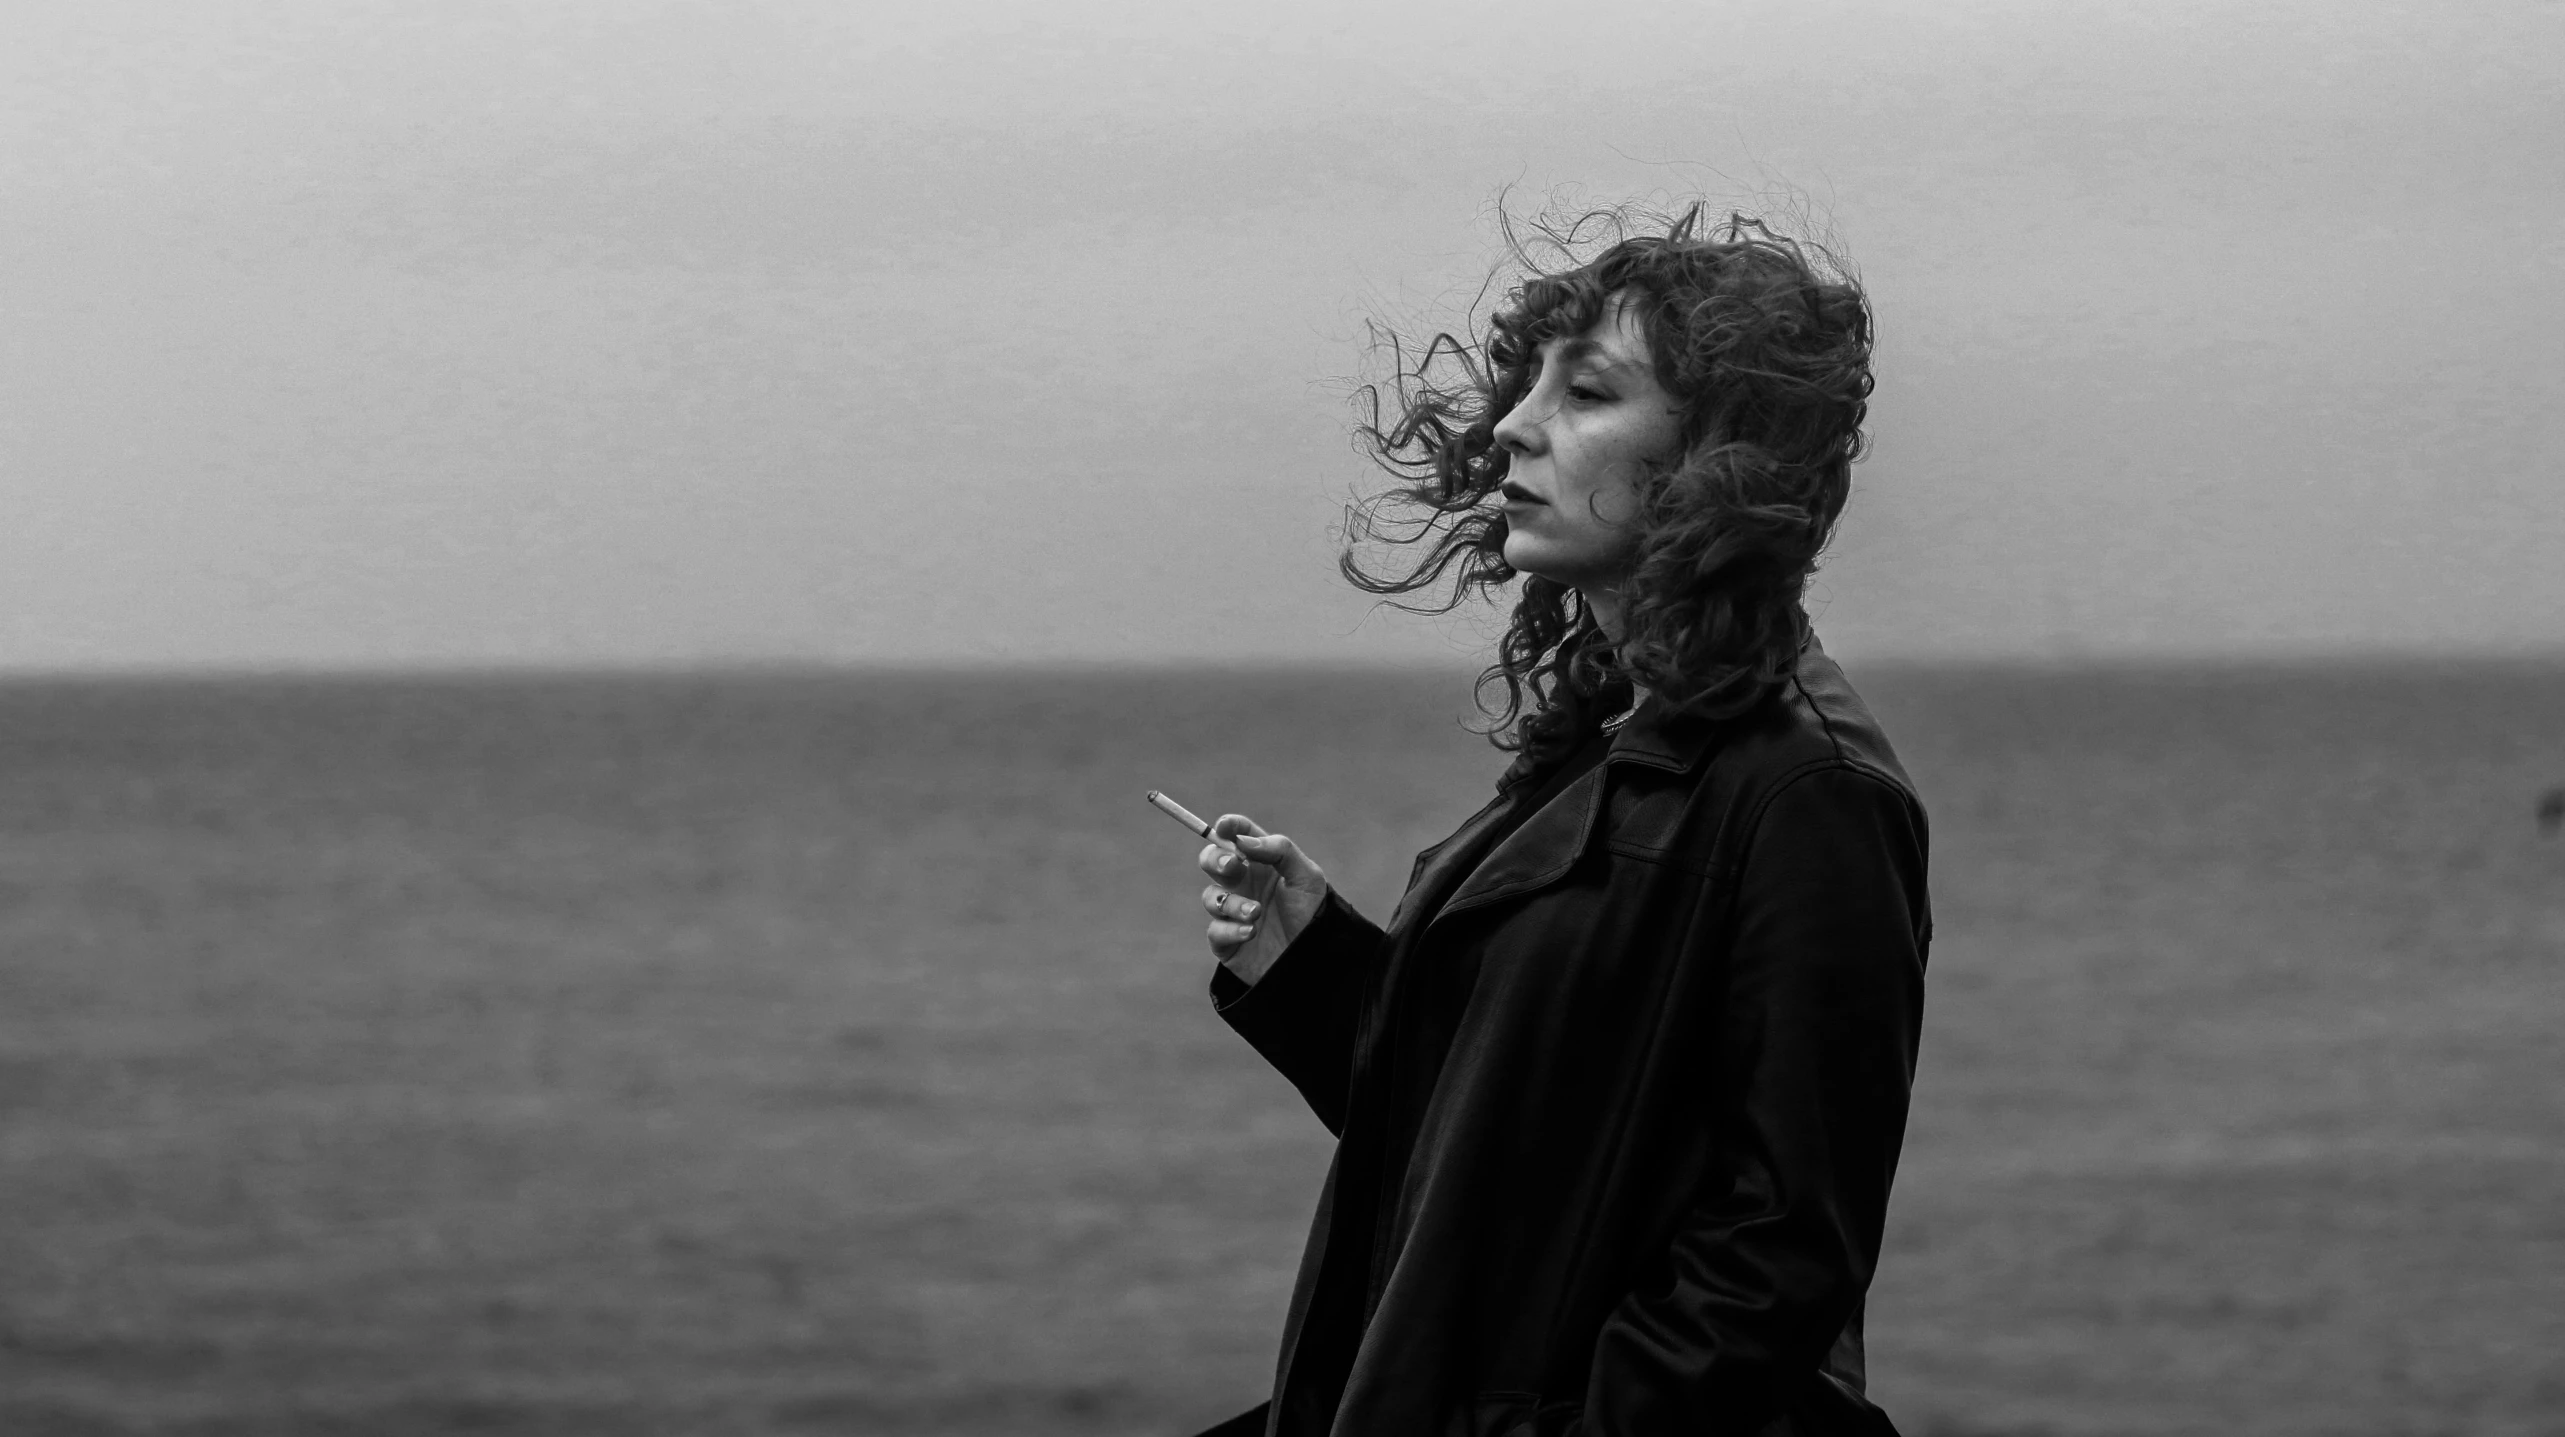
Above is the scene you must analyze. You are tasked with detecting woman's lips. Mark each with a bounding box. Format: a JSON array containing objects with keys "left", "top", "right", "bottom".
[{"left": 1499, "top": 482, "right": 1545, "bottom": 506}]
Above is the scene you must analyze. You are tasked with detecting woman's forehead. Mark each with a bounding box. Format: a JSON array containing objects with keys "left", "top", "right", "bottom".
[{"left": 1542, "top": 298, "right": 1652, "bottom": 372}]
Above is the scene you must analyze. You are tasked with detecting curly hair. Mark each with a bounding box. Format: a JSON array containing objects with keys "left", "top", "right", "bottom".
[{"left": 1342, "top": 205, "right": 1874, "bottom": 779}]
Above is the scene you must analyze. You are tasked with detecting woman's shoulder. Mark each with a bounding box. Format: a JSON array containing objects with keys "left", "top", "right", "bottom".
[
  {"left": 1772, "top": 645, "right": 1915, "bottom": 791},
  {"left": 1602, "top": 642, "right": 1923, "bottom": 873},
  {"left": 1680, "top": 642, "right": 1921, "bottom": 823}
]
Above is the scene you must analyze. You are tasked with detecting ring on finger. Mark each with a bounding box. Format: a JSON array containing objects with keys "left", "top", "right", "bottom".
[{"left": 1211, "top": 891, "right": 1227, "bottom": 917}]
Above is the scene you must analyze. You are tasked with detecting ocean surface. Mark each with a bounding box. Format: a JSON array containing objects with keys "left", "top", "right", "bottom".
[{"left": 1, "top": 663, "right": 2560, "bottom": 1436}]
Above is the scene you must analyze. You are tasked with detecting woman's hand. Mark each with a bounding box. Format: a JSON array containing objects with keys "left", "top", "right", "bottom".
[{"left": 1199, "top": 814, "right": 1328, "bottom": 986}]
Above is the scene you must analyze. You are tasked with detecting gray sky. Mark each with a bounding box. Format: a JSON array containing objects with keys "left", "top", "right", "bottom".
[{"left": 4, "top": 0, "right": 2559, "bottom": 670}]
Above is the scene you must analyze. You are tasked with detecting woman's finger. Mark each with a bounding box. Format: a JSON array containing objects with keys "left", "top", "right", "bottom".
[
  {"left": 1201, "top": 885, "right": 1263, "bottom": 922},
  {"left": 1199, "top": 842, "right": 1247, "bottom": 883},
  {"left": 1207, "top": 917, "right": 1260, "bottom": 955},
  {"left": 1216, "top": 817, "right": 1318, "bottom": 888},
  {"left": 1210, "top": 813, "right": 1268, "bottom": 847}
]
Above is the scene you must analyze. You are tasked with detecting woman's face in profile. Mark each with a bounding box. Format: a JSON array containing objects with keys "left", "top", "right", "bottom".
[{"left": 1492, "top": 296, "right": 1686, "bottom": 597}]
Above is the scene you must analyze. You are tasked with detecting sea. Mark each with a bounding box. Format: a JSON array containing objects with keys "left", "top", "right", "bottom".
[{"left": 1, "top": 662, "right": 2560, "bottom": 1437}]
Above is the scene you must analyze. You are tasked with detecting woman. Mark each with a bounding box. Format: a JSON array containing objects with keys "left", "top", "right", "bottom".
[{"left": 1188, "top": 210, "right": 1929, "bottom": 1437}]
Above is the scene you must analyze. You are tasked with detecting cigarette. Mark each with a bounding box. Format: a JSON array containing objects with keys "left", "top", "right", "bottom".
[{"left": 1146, "top": 790, "right": 1235, "bottom": 849}]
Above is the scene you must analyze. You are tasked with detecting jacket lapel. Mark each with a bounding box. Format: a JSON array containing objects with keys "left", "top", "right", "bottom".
[
  {"left": 1430, "top": 758, "right": 1610, "bottom": 926},
  {"left": 1385, "top": 792, "right": 1514, "bottom": 937}
]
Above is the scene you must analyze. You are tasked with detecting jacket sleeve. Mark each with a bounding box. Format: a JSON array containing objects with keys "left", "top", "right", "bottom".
[
  {"left": 1207, "top": 887, "right": 1387, "bottom": 1137},
  {"left": 1580, "top": 764, "right": 1930, "bottom": 1436}
]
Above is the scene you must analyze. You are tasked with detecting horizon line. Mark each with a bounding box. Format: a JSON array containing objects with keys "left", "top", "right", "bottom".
[{"left": 3, "top": 647, "right": 2563, "bottom": 685}]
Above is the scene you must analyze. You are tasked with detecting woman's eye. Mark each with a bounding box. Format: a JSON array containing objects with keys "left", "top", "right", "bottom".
[{"left": 1567, "top": 385, "right": 1607, "bottom": 403}]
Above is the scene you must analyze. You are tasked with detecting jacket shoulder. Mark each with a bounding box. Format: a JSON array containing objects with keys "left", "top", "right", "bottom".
[
  {"left": 1603, "top": 643, "right": 1922, "bottom": 875},
  {"left": 1722, "top": 645, "right": 1920, "bottom": 805}
]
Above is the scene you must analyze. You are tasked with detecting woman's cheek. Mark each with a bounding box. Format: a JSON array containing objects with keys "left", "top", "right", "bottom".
[{"left": 1593, "top": 460, "right": 1652, "bottom": 526}]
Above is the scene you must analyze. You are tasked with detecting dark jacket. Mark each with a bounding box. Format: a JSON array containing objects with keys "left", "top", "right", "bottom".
[{"left": 1203, "top": 642, "right": 1930, "bottom": 1437}]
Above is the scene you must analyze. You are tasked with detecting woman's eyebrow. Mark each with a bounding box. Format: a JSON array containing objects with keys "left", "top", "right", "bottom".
[{"left": 1551, "top": 336, "right": 1640, "bottom": 376}]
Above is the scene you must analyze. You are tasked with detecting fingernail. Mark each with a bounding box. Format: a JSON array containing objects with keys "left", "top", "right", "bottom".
[{"left": 1239, "top": 900, "right": 1260, "bottom": 919}]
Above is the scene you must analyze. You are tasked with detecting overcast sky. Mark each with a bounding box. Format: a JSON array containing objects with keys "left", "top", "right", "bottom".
[{"left": 3, "top": 0, "right": 2559, "bottom": 670}]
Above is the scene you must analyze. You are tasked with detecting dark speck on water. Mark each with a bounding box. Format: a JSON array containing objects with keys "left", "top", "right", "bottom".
[{"left": 0, "top": 661, "right": 2560, "bottom": 1435}]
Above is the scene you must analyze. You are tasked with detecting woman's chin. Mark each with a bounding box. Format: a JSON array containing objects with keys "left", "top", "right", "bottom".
[
  {"left": 1501, "top": 545, "right": 1604, "bottom": 595},
  {"left": 1501, "top": 540, "right": 1560, "bottom": 585}
]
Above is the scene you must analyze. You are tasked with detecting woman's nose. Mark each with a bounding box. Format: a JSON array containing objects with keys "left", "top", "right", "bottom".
[{"left": 1492, "top": 394, "right": 1544, "bottom": 455}]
